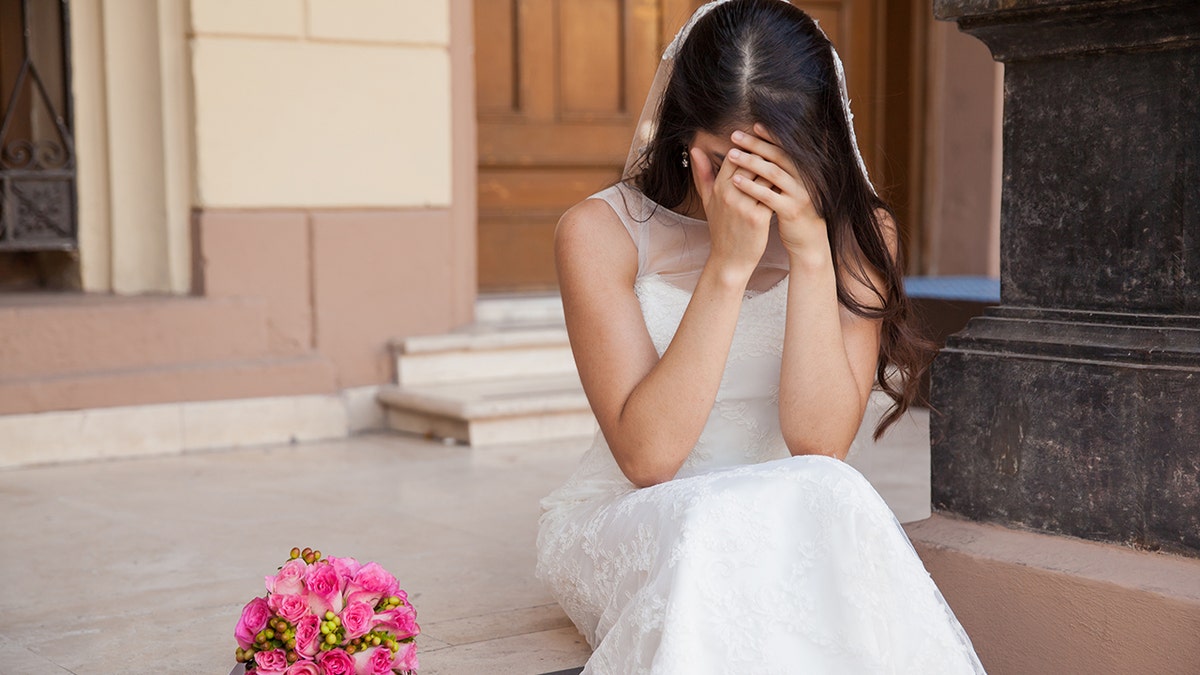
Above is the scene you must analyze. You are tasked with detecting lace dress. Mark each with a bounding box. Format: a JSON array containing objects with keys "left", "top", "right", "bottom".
[{"left": 536, "top": 184, "right": 986, "bottom": 674}]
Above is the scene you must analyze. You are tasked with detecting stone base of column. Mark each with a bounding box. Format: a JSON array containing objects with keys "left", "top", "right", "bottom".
[
  {"left": 907, "top": 514, "right": 1200, "bottom": 674},
  {"left": 930, "top": 307, "right": 1200, "bottom": 554}
]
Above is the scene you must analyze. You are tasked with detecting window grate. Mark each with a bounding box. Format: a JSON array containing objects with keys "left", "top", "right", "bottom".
[{"left": 0, "top": 0, "right": 76, "bottom": 251}]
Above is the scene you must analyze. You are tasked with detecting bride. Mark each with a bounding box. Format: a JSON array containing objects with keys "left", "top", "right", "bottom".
[{"left": 536, "top": 0, "right": 986, "bottom": 672}]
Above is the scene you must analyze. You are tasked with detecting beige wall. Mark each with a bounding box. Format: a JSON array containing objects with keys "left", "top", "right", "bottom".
[
  {"left": 71, "top": 0, "right": 194, "bottom": 294},
  {"left": 70, "top": 0, "right": 458, "bottom": 294},
  {"left": 34, "top": 0, "right": 476, "bottom": 414},
  {"left": 189, "top": 0, "right": 452, "bottom": 208},
  {"left": 190, "top": 0, "right": 476, "bottom": 390}
]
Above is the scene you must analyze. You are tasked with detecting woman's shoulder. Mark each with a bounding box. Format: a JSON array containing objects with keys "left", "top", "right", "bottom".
[
  {"left": 557, "top": 183, "right": 647, "bottom": 247},
  {"left": 557, "top": 191, "right": 624, "bottom": 240},
  {"left": 555, "top": 189, "right": 639, "bottom": 274}
]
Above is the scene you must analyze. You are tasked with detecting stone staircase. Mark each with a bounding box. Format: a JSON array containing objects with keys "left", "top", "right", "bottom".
[{"left": 377, "top": 295, "right": 596, "bottom": 446}]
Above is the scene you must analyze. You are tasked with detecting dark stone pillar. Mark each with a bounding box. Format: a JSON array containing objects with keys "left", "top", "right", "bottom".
[{"left": 930, "top": 0, "right": 1200, "bottom": 555}]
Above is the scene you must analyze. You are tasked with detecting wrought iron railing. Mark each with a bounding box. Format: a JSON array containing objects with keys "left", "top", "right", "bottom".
[{"left": 0, "top": 0, "right": 76, "bottom": 251}]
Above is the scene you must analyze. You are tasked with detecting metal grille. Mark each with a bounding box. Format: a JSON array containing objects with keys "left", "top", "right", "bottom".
[{"left": 0, "top": 0, "right": 76, "bottom": 251}]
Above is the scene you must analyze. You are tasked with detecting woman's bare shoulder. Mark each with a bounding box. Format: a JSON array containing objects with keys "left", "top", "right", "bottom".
[
  {"left": 557, "top": 197, "right": 622, "bottom": 236},
  {"left": 837, "top": 208, "right": 899, "bottom": 312},
  {"left": 555, "top": 196, "right": 637, "bottom": 280},
  {"left": 873, "top": 207, "right": 899, "bottom": 261}
]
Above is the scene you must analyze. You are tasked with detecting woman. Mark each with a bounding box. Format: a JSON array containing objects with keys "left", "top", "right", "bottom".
[{"left": 537, "top": 1, "right": 986, "bottom": 672}]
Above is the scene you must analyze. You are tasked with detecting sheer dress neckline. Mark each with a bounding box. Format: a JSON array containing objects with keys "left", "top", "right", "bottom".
[{"left": 638, "top": 271, "right": 789, "bottom": 301}]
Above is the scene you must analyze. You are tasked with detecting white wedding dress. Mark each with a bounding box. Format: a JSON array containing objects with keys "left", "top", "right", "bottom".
[{"left": 536, "top": 184, "right": 986, "bottom": 674}]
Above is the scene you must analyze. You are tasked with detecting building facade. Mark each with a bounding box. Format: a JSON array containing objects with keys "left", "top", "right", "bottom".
[{"left": 0, "top": 0, "right": 999, "bottom": 464}]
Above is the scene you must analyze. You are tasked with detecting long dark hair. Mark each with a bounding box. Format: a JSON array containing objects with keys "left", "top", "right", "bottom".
[{"left": 629, "top": 0, "right": 928, "bottom": 438}]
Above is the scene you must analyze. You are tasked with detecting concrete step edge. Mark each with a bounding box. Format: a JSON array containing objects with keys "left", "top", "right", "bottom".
[
  {"left": 377, "top": 379, "right": 589, "bottom": 420},
  {"left": 393, "top": 326, "right": 570, "bottom": 355}
]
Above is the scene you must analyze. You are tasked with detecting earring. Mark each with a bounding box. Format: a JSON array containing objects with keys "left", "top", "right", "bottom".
[{"left": 681, "top": 150, "right": 690, "bottom": 168}]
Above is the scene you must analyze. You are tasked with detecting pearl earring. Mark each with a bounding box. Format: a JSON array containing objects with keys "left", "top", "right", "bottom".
[{"left": 681, "top": 150, "right": 690, "bottom": 168}]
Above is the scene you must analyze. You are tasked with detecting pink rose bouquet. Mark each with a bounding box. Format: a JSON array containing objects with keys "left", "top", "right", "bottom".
[{"left": 235, "top": 547, "right": 418, "bottom": 674}]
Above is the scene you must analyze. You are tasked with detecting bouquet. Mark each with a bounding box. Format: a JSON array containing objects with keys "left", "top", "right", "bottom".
[{"left": 234, "top": 547, "right": 419, "bottom": 675}]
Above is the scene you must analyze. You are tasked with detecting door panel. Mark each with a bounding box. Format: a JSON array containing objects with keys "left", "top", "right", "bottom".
[
  {"left": 474, "top": 0, "right": 516, "bottom": 114},
  {"left": 560, "top": 1, "right": 623, "bottom": 115}
]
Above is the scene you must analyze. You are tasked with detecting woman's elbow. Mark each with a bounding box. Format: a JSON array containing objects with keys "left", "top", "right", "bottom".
[
  {"left": 610, "top": 442, "right": 681, "bottom": 488},
  {"left": 782, "top": 426, "right": 854, "bottom": 461},
  {"left": 619, "top": 459, "right": 677, "bottom": 488}
]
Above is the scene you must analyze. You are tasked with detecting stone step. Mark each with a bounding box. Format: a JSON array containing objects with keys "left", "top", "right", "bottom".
[
  {"left": 392, "top": 326, "right": 575, "bottom": 387},
  {"left": 0, "top": 354, "right": 339, "bottom": 416},
  {"left": 474, "top": 293, "right": 565, "bottom": 325},
  {"left": 0, "top": 293, "right": 272, "bottom": 379},
  {"left": 377, "top": 375, "right": 595, "bottom": 446}
]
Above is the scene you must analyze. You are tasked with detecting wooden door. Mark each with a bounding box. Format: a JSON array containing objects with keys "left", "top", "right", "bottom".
[{"left": 475, "top": 0, "right": 900, "bottom": 292}]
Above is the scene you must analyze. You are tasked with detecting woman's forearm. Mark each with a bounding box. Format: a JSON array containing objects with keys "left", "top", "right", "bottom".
[
  {"left": 778, "top": 250, "right": 870, "bottom": 459},
  {"left": 608, "top": 264, "right": 748, "bottom": 486}
]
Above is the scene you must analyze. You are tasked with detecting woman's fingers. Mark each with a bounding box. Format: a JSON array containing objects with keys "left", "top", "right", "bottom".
[
  {"left": 732, "top": 173, "right": 786, "bottom": 212},
  {"left": 752, "top": 123, "right": 779, "bottom": 145},
  {"left": 726, "top": 148, "right": 792, "bottom": 193},
  {"left": 713, "top": 152, "right": 762, "bottom": 207},
  {"left": 726, "top": 136, "right": 818, "bottom": 223},
  {"left": 733, "top": 127, "right": 802, "bottom": 180}
]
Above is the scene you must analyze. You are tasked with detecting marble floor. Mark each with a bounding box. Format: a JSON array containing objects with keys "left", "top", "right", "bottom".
[{"left": 0, "top": 398, "right": 930, "bottom": 674}]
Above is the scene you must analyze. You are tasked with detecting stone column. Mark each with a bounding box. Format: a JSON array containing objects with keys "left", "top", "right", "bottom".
[{"left": 930, "top": 0, "right": 1200, "bottom": 555}]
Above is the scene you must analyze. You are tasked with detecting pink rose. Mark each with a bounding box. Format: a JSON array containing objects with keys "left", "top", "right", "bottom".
[
  {"left": 340, "top": 601, "right": 376, "bottom": 640},
  {"left": 268, "top": 593, "right": 310, "bottom": 624},
  {"left": 316, "top": 648, "right": 357, "bottom": 675},
  {"left": 305, "top": 562, "right": 345, "bottom": 616},
  {"left": 346, "top": 562, "right": 398, "bottom": 607},
  {"left": 266, "top": 559, "right": 308, "bottom": 596},
  {"left": 353, "top": 646, "right": 397, "bottom": 675},
  {"left": 284, "top": 662, "right": 321, "bottom": 675},
  {"left": 395, "top": 641, "right": 419, "bottom": 673},
  {"left": 293, "top": 614, "right": 322, "bottom": 658},
  {"left": 374, "top": 604, "right": 419, "bottom": 640},
  {"left": 253, "top": 648, "right": 289, "bottom": 674},
  {"left": 328, "top": 555, "right": 362, "bottom": 579},
  {"left": 235, "top": 597, "right": 271, "bottom": 650}
]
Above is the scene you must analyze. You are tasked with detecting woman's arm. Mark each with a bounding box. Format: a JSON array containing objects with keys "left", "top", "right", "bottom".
[
  {"left": 557, "top": 154, "right": 771, "bottom": 487},
  {"left": 725, "top": 125, "right": 894, "bottom": 459},
  {"left": 776, "top": 237, "right": 891, "bottom": 459}
]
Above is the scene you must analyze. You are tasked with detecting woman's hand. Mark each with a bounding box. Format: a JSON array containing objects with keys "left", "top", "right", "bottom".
[
  {"left": 690, "top": 145, "right": 772, "bottom": 285},
  {"left": 724, "top": 124, "right": 830, "bottom": 269}
]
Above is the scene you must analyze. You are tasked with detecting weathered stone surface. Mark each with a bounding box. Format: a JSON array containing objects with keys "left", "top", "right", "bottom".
[
  {"left": 931, "top": 309, "right": 1200, "bottom": 554},
  {"left": 935, "top": 0, "right": 1200, "bottom": 63},
  {"left": 1002, "top": 49, "right": 1199, "bottom": 313},
  {"left": 930, "top": 0, "right": 1200, "bottom": 554}
]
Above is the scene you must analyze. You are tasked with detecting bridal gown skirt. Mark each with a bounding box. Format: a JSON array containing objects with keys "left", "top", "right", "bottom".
[{"left": 537, "top": 454, "right": 986, "bottom": 675}]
